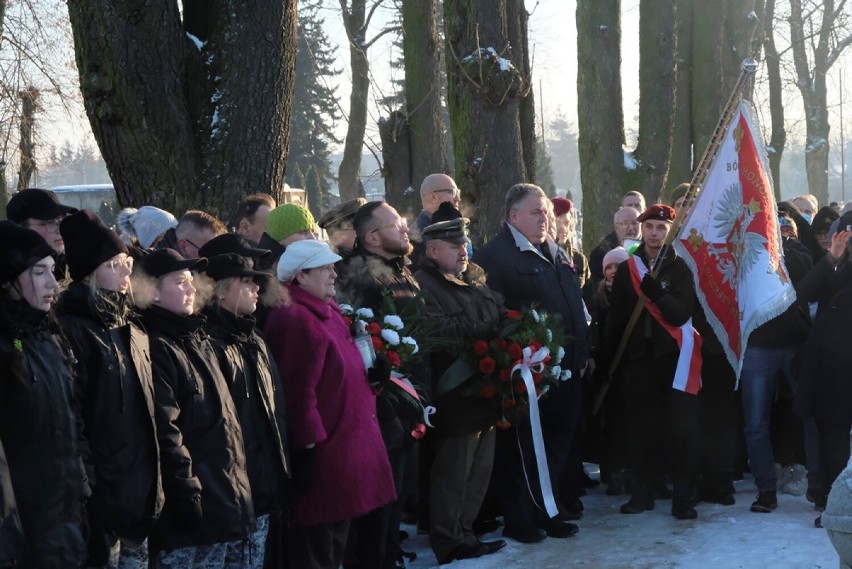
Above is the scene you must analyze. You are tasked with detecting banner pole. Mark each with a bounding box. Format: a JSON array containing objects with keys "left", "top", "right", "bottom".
[{"left": 592, "top": 58, "right": 758, "bottom": 415}]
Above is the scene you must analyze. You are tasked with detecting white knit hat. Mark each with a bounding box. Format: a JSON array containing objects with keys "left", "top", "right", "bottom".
[
  {"left": 602, "top": 246, "right": 629, "bottom": 271},
  {"left": 117, "top": 206, "right": 178, "bottom": 249}
]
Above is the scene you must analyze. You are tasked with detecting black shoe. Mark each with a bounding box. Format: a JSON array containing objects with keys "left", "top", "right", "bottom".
[
  {"left": 750, "top": 490, "right": 778, "bottom": 513},
  {"left": 479, "top": 539, "right": 507, "bottom": 555},
  {"left": 807, "top": 487, "right": 827, "bottom": 512},
  {"left": 473, "top": 517, "right": 502, "bottom": 535},
  {"left": 539, "top": 517, "right": 579, "bottom": 538},
  {"left": 672, "top": 499, "right": 698, "bottom": 520},
  {"left": 560, "top": 497, "right": 584, "bottom": 520},
  {"left": 503, "top": 525, "right": 547, "bottom": 544},
  {"left": 455, "top": 543, "right": 488, "bottom": 561},
  {"left": 620, "top": 494, "right": 655, "bottom": 514},
  {"left": 701, "top": 489, "right": 736, "bottom": 506}
]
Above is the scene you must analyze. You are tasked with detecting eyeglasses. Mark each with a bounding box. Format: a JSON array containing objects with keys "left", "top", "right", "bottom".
[
  {"left": 105, "top": 257, "right": 134, "bottom": 273},
  {"left": 433, "top": 188, "right": 461, "bottom": 198},
  {"left": 27, "top": 217, "right": 64, "bottom": 232},
  {"left": 183, "top": 238, "right": 202, "bottom": 250},
  {"left": 370, "top": 219, "right": 409, "bottom": 234}
]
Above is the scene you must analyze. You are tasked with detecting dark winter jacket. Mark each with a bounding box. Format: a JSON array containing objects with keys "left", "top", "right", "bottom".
[
  {"left": 336, "top": 248, "right": 428, "bottom": 450},
  {"left": 0, "top": 297, "right": 88, "bottom": 569},
  {"left": 793, "top": 250, "right": 852, "bottom": 424},
  {"left": 142, "top": 306, "right": 254, "bottom": 552},
  {"left": 747, "top": 237, "right": 812, "bottom": 348},
  {"left": 414, "top": 258, "right": 504, "bottom": 436},
  {"left": 203, "top": 307, "right": 291, "bottom": 516},
  {"left": 0, "top": 439, "right": 25, "bottom": 568},
  {"left": 254, "top": 232, "right": 285, "bottom": 274},
  {"left": 474, "top": 224, "right": 590, "bottom": 374},
  {"left": 605, "top": 244, "right": 695, "bottom": 362},
  {"left": 55, "top": 283, "right": 163, "bottom": 542}
]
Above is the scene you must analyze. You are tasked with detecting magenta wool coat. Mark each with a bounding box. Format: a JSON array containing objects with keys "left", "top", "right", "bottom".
[{"left": 264, "top": 285, "right": 396, "bottom": 527}]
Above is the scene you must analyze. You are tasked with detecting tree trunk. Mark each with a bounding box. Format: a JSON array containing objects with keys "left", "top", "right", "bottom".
[
  {"left": 667, "top": 0, "right": 694, "bottom": 191},
  {"left": 337, "top": 0, "right": 371, "bottom": 201},
  {"left": 508, "top": 0, "right": 536, "bottom": 182},
  {"left": 378, "top": 111, "right": 415, "bottom": 215},
  {"left": 67, "top": 0, "right": 297, "bottom": 216},
  {"left": 761, "top": 0, "right": 785, "bottom": 199},
  {"left": 401, "top": 0, "right": 447, "bottom": 204},
  {"left": 444, "top": 0, "right": 531, "bottom": 242},
  {"left": 576, "top": 0, "right": 624, "bottom": 251},
  {"left": 16, "top": 87, "right": 38, "bottom": 191},
  {"left": 633, "top": 0, "right": 676, "bottom": 203}
]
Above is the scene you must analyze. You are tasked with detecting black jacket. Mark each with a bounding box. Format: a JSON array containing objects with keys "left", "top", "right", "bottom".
[
  {"left": 414, "top": 258, "right": 504, "bottom": 436},
  {"left": 0, "top": 298, "right": 88, "bottom": 568},
  {"left": 747, "top": 238, "right": 812, "bottom": 348},
  {"left": 794, "top": 251, "right": 852, "bottom": 424},
  {"left": 0, "top": 439, "right": 25, "bottom": 568},
  {"left": 336, "top": 247, "right": 427, "bottom": 449},
  {"left": 605, "top": 244, "right": 695, "bottom": 362},
  {"left": 143, "top": 306, "right": 254, "bottom": 551},
  {"left": 203, "top": 307, "right": 291, "bottom": 516},
  {"left": 56, "top": 283, "right": 163, "bottom": 542},
  {"left": 474, "top": 224, "right": 590, "bottom": 374}
]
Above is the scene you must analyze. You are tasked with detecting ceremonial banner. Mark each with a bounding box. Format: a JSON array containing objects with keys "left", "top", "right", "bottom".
[{"left": 672, "top": 100, "right": 795, "bottom": 380}]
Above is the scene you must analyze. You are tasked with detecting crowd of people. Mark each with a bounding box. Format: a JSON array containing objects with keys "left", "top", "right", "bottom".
[{"left": 0, "top": 178, "right": 849, "bottom": 569}]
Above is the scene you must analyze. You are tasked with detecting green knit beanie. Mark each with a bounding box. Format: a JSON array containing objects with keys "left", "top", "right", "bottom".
[{"left": 266, "top": 204, "right": 315, "bottom": 242}]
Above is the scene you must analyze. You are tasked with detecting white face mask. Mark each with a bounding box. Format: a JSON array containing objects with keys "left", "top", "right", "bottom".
[{"left": 801, "top": 213, "right": 813, "bottom": 225}]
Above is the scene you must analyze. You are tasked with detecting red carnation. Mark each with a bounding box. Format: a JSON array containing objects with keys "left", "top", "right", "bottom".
[
  {"left": 508, "top": 343, "right": 523, "bottom": 360},
  {"left": 502, "top": 398, "right": 516, "bottom": 409},
  {"left": 342, "top": 316, "right": 353, "bottom": 327},
  {"left": 478, "top": 357, "right": 496, "bottom": 375},
  {"left": 499, "top": 368, "right": 512, "bottom": 382},
  {"left": 386, "top": 350, "right": 401, "bottom": 368},
  {"left": 496, "top": 417, "right": 512, "bottom": 429},
  {"left": 529, "top": 339, "right": 542, "bottom": 352},
  {"left": 371, "top": 336, "right": 384, "bottom": 351},
  {"left": 507, "top": 310, "right": 522, "bottom": 320},
  {"left": 366, "top": 322, "right": 382, "bottom": 335},
  {"left": 473, "top": 340, "right": 489, "bottom": 356},
  {"left": 480, "top": 385, "right": 497, "bottom": 399}
]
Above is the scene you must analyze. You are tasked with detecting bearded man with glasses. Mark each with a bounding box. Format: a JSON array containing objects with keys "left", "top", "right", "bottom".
[{"left": 5, "top": 187, "right": 78, "bottom": 281}]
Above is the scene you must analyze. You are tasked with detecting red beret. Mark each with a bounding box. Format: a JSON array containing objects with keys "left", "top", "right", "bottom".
[
  {"left": 637, "top": 204, "right": 676, "bottom": 223},
  {"left": 551, "top": 197, "right": 573, "bottom": 217}
]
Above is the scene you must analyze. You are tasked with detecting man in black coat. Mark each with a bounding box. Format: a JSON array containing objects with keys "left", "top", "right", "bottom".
[
  {"left": 414, "top": 204, "right": 506, "bottom": 563},
  {"left": 474, "top": 184, "right": 590, "bottom": 544},
  {"left": 605, "top": 204, "right": 701, "bottom": 520}
]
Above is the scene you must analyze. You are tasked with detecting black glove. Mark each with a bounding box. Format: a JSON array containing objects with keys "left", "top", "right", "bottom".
[
  {"left": 292, "top": 447, "right": 316, "bottom": 496},
  {"left": 640, "top": 274, "right": 666, "bottom": 301},
  {"left": 367, "top": 353, "right": 393, "bottom": 392},
  {"left": 171, "top": 494, "right": 203, "bottom": 534}
]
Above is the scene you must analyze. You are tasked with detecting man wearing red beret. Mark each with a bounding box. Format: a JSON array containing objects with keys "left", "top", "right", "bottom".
[{"left": 605, "top": 204, "right": 703, "bottom": 520}]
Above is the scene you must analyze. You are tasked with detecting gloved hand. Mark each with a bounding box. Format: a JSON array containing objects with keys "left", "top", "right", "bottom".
[
  {"left": 367, "top": 353, "right": 393, "bottom": 392},
  {"left": 171, "top": 494, "right": 203, "bottom": 534},
  {"left": 640, "top": 274, "right": 666, "bottom": 301},
  {"left": 292, "top": 447, "right": 316, "bottom": 496}
]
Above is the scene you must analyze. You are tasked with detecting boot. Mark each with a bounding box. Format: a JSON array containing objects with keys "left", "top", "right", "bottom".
[
  {"left": 750, "top": 490, "right": 777, "bottom": 513},
  {"left": 620, "top": 489, "right": 655, "bottom": 514},
  {"left": 672, "top": 496, "right": 697, "bottom": 520}
]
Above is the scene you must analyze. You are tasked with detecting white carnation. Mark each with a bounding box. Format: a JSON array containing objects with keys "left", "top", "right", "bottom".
[
  {"left": 560, "top": 369, "right": 573, "bottom": 381},
  {"left": 381, "top": 329, "right": 401, "bottom": 346},
  {"left": 546, "top": 328, "right": 553, "bottom": 342},
  {"left": 355, "top": 307, "right": 374, "bottom": 319},
  {"left": 383, "top": 315, "right": 404, "bottom": 330},
  {"left": 530, "top": 309, "right": 540, "bottom": 322},
  {"left": 339, "top": 303, "right": 354, "bottom": 314},
  {"left": 555, "top": 346, "right": 565, "bottom": 365},
  {"left": 401, "top": 336, "right": 419, "bottom": 354},
  {"left": 550, "top": 365, "right": 561, "bottom": 378}
]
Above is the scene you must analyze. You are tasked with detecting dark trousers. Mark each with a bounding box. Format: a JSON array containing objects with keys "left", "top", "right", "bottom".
[
  {"left": 429, "top": 428, "right": 495, "bottom": 563},
  {"left": 621, "top": 356, "right": 700, "bottom": 500},
  {"left": 494, "top": 377, "right": 583, "bottom": 530},
  {"left": 699, "top": 353, "right": 738, "bottom": 494},
  {"left": 287, "top": 520, "right": 350, "bottom": 569},
  {"left": 817, "top": 419, "right": 852, "bottom": 493}
]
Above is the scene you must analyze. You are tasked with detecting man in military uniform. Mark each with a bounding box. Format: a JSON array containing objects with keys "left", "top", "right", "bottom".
[
  {"left": 414, "top": 203, "right": 506, "bottom": 563},
  {"left": 605, "top": 204, "right": 702, "bottom": 520}
]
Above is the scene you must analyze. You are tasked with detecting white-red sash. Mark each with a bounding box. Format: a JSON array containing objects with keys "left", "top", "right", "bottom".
[{"left": 627, "top": 256, "right": 702, "bottom": 395}]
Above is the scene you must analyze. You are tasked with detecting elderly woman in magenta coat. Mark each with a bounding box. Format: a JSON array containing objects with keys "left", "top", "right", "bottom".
[{"left": 264, "top": 239, "right": 395, "bottom": 569}]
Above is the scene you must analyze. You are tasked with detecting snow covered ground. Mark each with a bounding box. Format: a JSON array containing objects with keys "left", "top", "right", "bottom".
[{"left": 401, "top": 468, "right": 838, "bottom": 568}]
